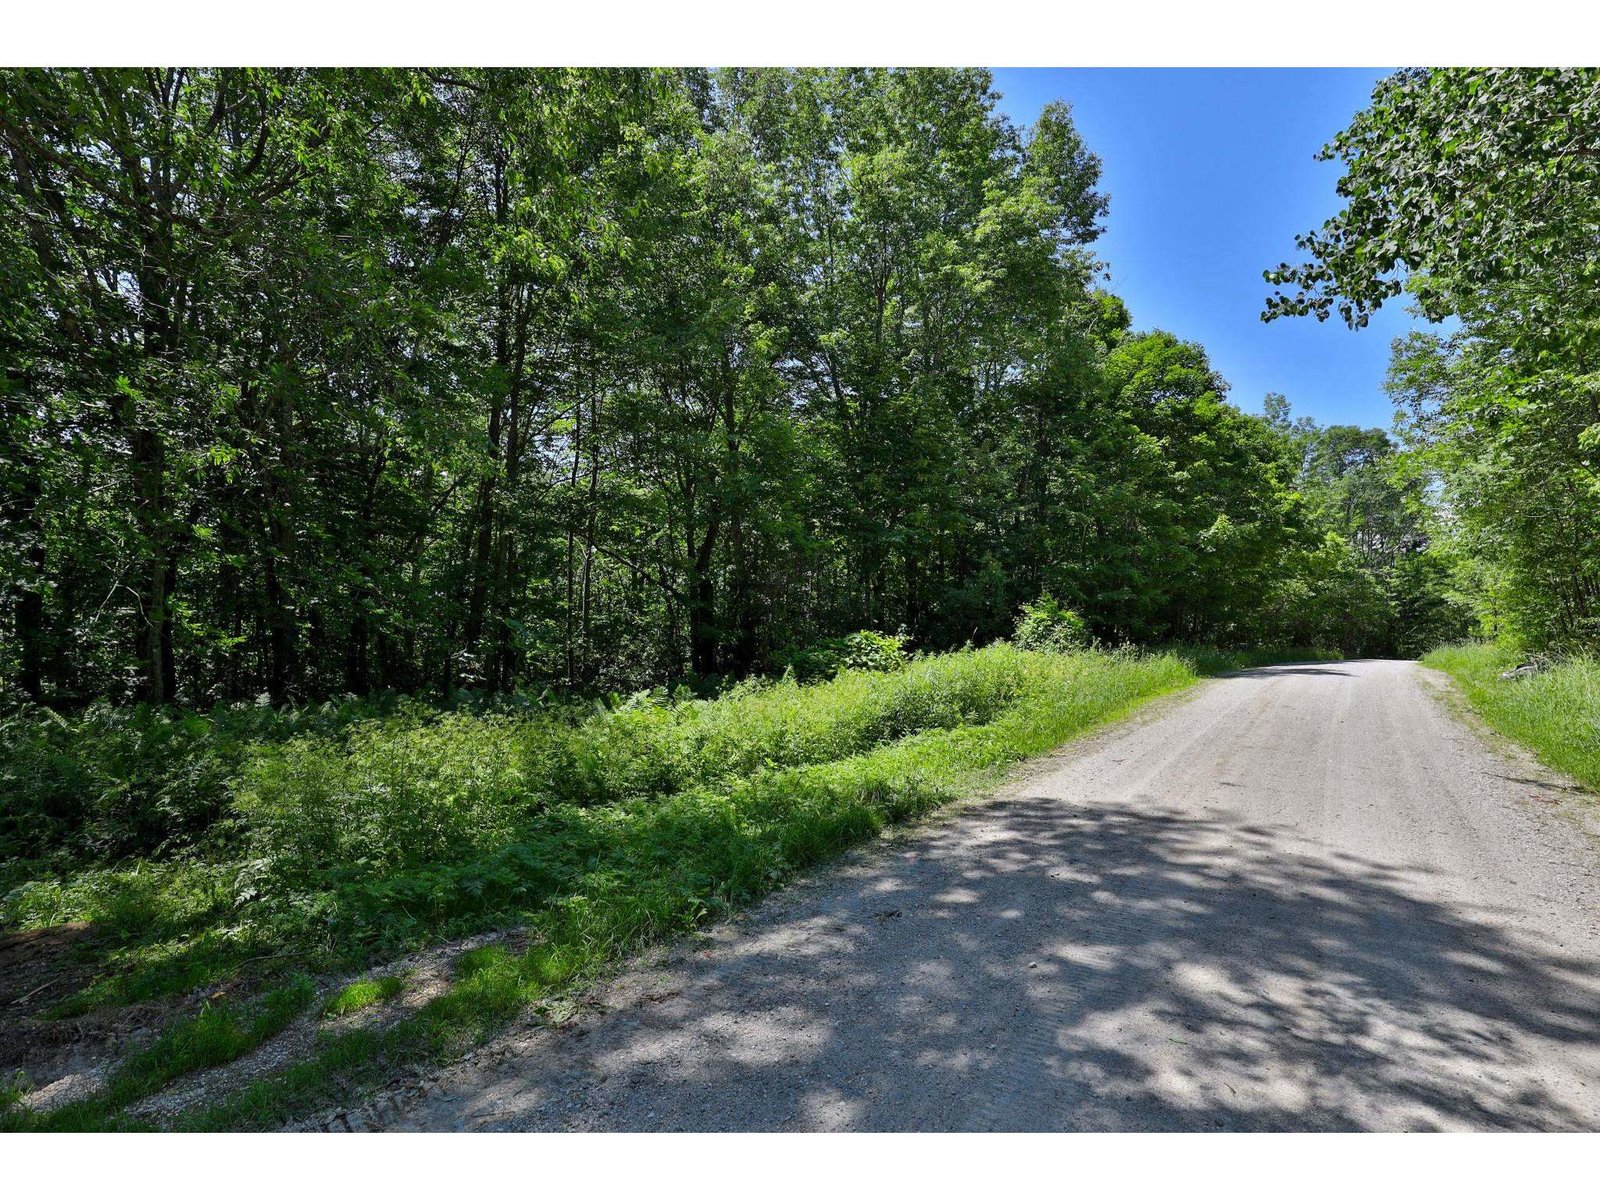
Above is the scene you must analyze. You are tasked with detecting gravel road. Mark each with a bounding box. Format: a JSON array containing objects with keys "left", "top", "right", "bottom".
[{"left": 355, "top": 660, "right": 1600, "bottom": 1131}]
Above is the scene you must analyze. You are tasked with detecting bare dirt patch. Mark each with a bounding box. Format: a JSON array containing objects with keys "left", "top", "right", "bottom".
[
  {"left": 123, "top": 926, "right": 531, "bottom": 1124},
  {"left": 0, "top": 923, "right": 160, "bottom": 1109}
]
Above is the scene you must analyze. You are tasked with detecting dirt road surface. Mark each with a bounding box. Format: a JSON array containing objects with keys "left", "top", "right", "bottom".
[{"left": 341, "top": 660, "right": 1600, "bottom": 1131}]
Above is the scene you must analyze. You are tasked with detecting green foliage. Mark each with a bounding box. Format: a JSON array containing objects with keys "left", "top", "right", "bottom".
[
  {"left": 236, "top": 712, "right": 535, "bottom": 877},
  {"left": 1267, "top": 68, "right": 1600, "bottom": 654},
  {"left": 1424, "top": 643, "right": 1600, "bottom": 792},
  {"left": 778, "top": 630, "right": 910, "bottom": 680},
  {"left": 2, "top": 645, "right": 1195, "bottom": 1029},
  {"left": 234, "top": 643, "right": 1117, "bottom": 894},
  {"left": 1014, "top": 595, "right": 1091, "bottom": 653},
  {"left": 1246, "top": 389, "right": 1476, "bottom": 658},
  {"left": 1387, "top": 551, "right": 1477, "bottom": 658},
  {"left": 0, "top": 860, "right": 234, "bottom": 942},
  {"left": 0, "top": 696, "right": 398, "bottom": 863},
  {"left": 0, "top": 67, "right": 1388, "bottom": 712},
  {"left": 837, "top": 630, "right": 911, "bottom": 673}
]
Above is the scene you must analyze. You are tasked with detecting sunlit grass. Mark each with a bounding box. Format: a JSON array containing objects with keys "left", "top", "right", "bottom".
[
  {"left": 1424, "top": 642, "right": 1600, "bottom": 792},
  {"left": 321, "top": 975, "right": 404, "bottom": 1019}
]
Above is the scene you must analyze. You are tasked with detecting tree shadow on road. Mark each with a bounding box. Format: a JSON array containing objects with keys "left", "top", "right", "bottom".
[
  {"left": 450, "top": 794, "right": 1600, "bottom": 1131},
  {"left": 1215, "top": 663, "right": 1356, "bottom": 678}
]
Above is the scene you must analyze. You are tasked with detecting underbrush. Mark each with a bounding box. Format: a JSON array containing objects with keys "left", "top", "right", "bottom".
[
  {"left": 1423, "top": 642, "right": 1600, "bottom": 792},
  {"left": 0, "top": 696, "right": 406, "bottom": 864},
  {"left": 7, "top": 646, "right": 1192, "bottom": 985},
  {"left": 0, "top": 641, "right": 1284, "bottom": 1129}
]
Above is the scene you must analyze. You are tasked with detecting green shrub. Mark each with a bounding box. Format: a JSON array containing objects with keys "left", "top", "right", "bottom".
[
  {"left": 236, "top": 712, "right": 536, "bottom": 878},
  {"left": 232, "top": 641, "right": 1078, "bottom": 900},
  {"left": 776, "top": 629, "right": 909, "bottom": 680},
  {"left": 0, "top": 696, "right": 400, "bottom": 863},
  {"left": 543, "top": 696, "right": 690, "bottom": 806},
  {"left": 837, "top": 629, "right": 910, "bottom": 672},
  {"left": 1014, "top": 594, "right": 1091, "bottom": 653}
]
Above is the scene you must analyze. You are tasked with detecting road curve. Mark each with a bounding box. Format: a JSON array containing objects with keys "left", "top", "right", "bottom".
[{"left": 364, "top": 660, "right": 1600, "bottom": 1131}]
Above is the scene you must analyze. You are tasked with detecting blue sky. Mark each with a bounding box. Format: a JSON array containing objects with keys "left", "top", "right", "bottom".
[{"left": 990, "top": 68, "right": 1437, "bottom": 431}]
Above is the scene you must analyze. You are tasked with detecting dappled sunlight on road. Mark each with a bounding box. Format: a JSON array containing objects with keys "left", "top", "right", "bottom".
[{"left": 375, "top": 661, "right": 1600, "bottom": 1131}]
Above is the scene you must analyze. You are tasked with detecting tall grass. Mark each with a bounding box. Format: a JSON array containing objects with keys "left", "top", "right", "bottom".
[
  {"left": 0, "top": 646, "right": 1214, "bottom": 989},
  {"left": 179, "top": 646, "right": 1196, "bottom": 1130},
  {"left": 1423, "top": 642, "right": 1600, "bottom": 791},
  {"left": 232, "top": 644, "right": 1154, "bottom": 883},
  {"left": 213, "top": 646, "right": 1197, "bottom": 963},
  {"left": 2, "top": 644, "right": 1199, "bottom": 1129}
]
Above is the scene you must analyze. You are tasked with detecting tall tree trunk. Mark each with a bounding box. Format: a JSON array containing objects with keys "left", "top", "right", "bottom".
[
  {"left": 579, "top": 402, "right": 602, "bottom": 683},
  {"left": 260, "top": 379, "right": 299, "bottom": 705},
  {"left": 564, "top": 383, "right": 583, "bottom": 687},
  {"left": 727, "top": 511, "right": 759, "bottom": 675},
  {"left": 127, "top": 410, "right": 172, "bottom": 705},
  {"left": 160, "top": 554, "right": 179, "bottom": 701},
  {"left": 10, "top": 520, "right": 46, "bottom": 704},
  {"left": 686, "top": 515, "right": 721, "bottom": 679},
  {"left": 463, "top": 153, "right": 516, "bottom": 685},
  {"left": 261, "top": 512, "right": 296, "bottom": 705},
  {"left": 0, "top": 415, "right": 47, "bottom": 701},
  {"left": 345, "top": 452, "right": 386, "bottom": 695},
  {"left": 488, "top": 302, "right": 531, "bottom": 692}
]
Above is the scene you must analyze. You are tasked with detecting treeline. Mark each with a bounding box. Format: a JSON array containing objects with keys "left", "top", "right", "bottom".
[
  {"left": 2, "top": 68, "right": 1461, "bottom": 709},
  {"left": 1268, "top": 67, "right": 1600, "bottom": 653}
]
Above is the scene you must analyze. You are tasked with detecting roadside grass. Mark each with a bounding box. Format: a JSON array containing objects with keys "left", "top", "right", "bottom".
[
  {"left": 3, "top": 642, "right": 1334, "bottom": 1130},
  {"left": 1, "top": 1072, "right": 28, "bottom": 1113},
  {"left": 179, "top": 647, "right": 1200, "bottom": 1130},
  {"left": 5, "top": 645, "right": 1197, "bottom": 1014},
  {"left": 1423, "top": 642, "right": 1600, "bottom": 792}
]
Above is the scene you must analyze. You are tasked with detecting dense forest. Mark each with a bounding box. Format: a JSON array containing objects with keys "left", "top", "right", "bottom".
[{"left": 1, "top": 67, "right": 1487, "bottom": 711}]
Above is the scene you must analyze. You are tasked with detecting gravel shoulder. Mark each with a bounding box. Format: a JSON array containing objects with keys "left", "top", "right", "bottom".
[{"left": 307, "top": 659, "right": 1600, "bottom": 1131}]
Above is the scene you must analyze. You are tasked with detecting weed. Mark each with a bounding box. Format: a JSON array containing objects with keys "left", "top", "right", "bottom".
[{"left": 1, "top": 974, "right": 315, "bottom": 1131}]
